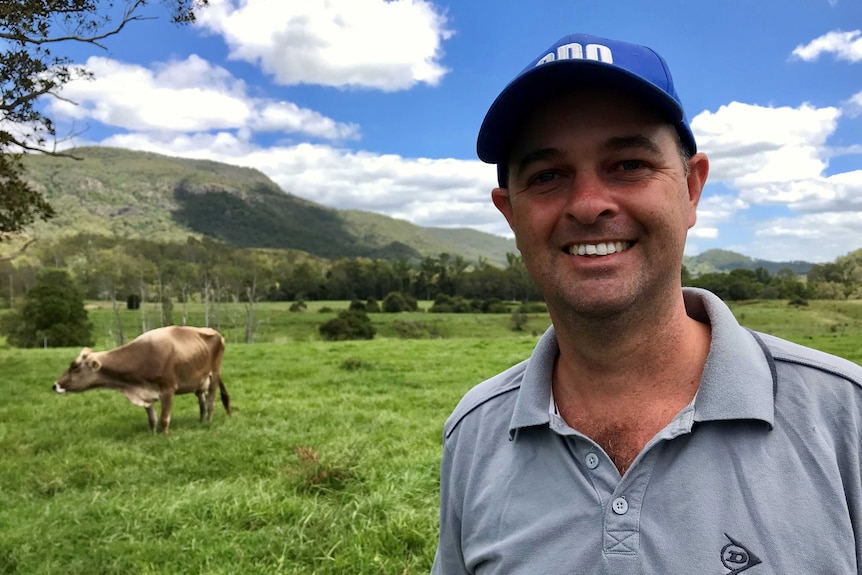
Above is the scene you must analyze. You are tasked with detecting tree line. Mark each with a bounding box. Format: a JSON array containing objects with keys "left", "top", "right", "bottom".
[{"left": 2, "top": 234, "right": 862, "bottom": 347}]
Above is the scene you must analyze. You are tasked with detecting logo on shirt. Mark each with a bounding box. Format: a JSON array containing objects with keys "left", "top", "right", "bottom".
[{"left": 721, "top": 534, "right": 762, "bottom": 574}]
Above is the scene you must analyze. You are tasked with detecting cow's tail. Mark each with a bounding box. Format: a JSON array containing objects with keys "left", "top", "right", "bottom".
[{"left": 217, "top": 374, "right": 232, "bottom": 415}]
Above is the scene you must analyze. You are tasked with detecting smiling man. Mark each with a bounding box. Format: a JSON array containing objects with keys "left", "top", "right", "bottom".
[{"left": 432, "top": 33, "right": 862, "bottom": 574}]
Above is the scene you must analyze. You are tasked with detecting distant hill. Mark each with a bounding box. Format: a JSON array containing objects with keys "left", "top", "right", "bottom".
[
  {"left": 13, "top": 147, "right": 516, "bottom": 267},
  {"left": 684, "top": 249, "right": 814, "bottom": 276},
  {"left": 8, "top": 147, "right": 821, "bottom": 275}
]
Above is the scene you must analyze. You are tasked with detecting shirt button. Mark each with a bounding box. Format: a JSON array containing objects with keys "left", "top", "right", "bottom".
[
  {"left": 612, "top": 497, "right": 629, "bottom": 515},
  {"left": 585, "top": 453, "right": 599, "bottom": 469}
]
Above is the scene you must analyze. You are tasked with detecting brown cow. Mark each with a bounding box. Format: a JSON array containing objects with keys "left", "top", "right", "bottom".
[{"left": 52, "top": 326, "right": 231, "bottom": 433}]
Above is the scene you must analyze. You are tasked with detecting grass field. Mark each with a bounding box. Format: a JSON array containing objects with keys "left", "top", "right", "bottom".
[{"left": 1, "top": 298, "right": 861, "bottom": 574}]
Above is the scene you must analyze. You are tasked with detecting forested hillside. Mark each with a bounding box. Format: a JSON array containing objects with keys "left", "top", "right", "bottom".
[{"left": 10, "top": 147, "right": 516, "bottom": 266}]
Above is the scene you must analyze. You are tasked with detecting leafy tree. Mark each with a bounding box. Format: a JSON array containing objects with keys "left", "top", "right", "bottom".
[
  {"left": 0, "top": 268, "right": 92, "bottom": 347},
  {"left": 0, "top": 0, "right": 208, "bottom": 239}
]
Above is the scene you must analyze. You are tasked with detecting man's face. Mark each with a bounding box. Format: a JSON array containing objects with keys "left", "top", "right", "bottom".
[{"left": 491, "top": 88, "right": 708, "bottom": 321}]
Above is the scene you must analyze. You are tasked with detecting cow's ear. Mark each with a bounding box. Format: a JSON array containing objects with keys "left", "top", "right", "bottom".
[
  {"left": 88, "top": 358, "right": 102, "bottom": 372},
  {"left": 79, "top": 347, "right": 92, "bottom": 361}
]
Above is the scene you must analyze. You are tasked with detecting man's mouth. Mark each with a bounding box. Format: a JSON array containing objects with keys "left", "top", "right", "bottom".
[{"left": 567, "top": 241, "right": 633, "bottom": 257}]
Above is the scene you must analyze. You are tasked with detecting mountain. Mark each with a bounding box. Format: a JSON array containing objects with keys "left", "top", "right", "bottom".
[
  {"left": 684, "top": 249, "right": 814, "bottom": 276},
  {"left": 14, "top": 147, "right": 516, "bottom": 266}
]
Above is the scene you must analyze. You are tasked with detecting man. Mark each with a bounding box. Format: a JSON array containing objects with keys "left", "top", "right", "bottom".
[{"left": 432, "top": 33, "right": 862, "bottom": 574}]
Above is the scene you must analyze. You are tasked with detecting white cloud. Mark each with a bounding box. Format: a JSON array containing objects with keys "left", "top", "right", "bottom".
[
  {"left": 49, "top": 55, "right": 359, "bottom": 140},
  {"left": 791, "top": 29, "right": 862, "bottom": 62},
  {"left": 749, "top": 211, "right": 862, "bottom": 262},
  {"left": 846, "top": 89, "right": 862, "bottom": 116},
  {"left": 687, "top": 99, "right": 862, "bottom": 261},
  {"left": 691, "top": 102, "right": 839, "bottom": 188},
  {"left": 194, "top": 0, "right": 453, "bottom": 91}
]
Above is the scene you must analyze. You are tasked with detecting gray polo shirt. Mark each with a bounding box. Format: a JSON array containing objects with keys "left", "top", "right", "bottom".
[{"left": 432, "top": 288, "right": 862, "bottom": 574}]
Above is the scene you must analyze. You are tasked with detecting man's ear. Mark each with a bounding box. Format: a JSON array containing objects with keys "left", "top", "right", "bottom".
[
  {"left": 686, "top": 153, "right": 709, "bottom": 229},
  {"left": 491, "top": 187, "right": 515, "bottom": 232}
]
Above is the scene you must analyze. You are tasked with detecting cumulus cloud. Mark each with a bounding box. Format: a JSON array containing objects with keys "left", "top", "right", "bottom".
[
  {"left": 687, "top": 98, "right": 862, "bottom": 261},
  {"left": 48, "top": 55, "right": 359, "bottom": 140},
  {"left": 691, "top": 101, "right": 845, "bottom": 207},
  {"left": 194, "top": 0, "right": 453, "bottom": 91},
  {"left": 791, "top": 29, "right": 862, "bottom": 62},
  {"left": 749, "top": 211, "right": 862, "bottom": 262},
  {"left": 692, "top": 102, "right": 839, "bottom": 186}
]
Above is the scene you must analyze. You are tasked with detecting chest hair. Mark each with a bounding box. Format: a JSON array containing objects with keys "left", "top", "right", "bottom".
[{"left": 563, "top": 410, "right": 675, "bottom": 476}]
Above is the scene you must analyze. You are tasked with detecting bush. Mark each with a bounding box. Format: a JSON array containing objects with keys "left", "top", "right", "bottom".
[
  {"left": 348, "top": 299, "right": 366, "bottom": 311},
  {"left": 0, "top": 268, "right": 94, "bottom": 348},
  {"left": 480, "top": 298, "right": 509, "bottom": 313},
  {"left": 788, "top": 296, "right": 809, "bottom": 307},
  {"left": 429, "top": 294, "right": 473, "bottom": 313},
  {"left": 382, "top": 291, "right": 418, "bottom": 313},
  {"left": 511, "top": 308, "right": 529, "bottom": 331},
  {"left": 289, "top": 299, "right": 308, "bottom": 312},
  {"left": 365, "top": 298, "right": 381, "bottom": 313},
  {"left": 318, "top": 309, "right": 375, "bottom": 341},
  {"left": 391, "top": 320, "right": 442, "bottom": 339}
]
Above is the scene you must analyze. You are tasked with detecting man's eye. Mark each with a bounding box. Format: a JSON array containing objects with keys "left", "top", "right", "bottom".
[
  {"left": 532, "top": 171, "right": 558, "bottom": 184},
  {"left": 618, "top": 160, "right": 646, "bottom": 171}
]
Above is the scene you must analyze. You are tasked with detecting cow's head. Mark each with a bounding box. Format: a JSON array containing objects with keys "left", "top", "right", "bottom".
[{"left": 52, "top": 348, "right": 103, "bottom": 393}]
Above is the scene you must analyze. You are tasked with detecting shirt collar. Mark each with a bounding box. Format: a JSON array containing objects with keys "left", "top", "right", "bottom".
[{"left": 508, "top": 288, "right": 775, "bottom": 439}]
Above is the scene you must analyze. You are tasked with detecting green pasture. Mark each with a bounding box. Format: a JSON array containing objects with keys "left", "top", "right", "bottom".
[
  {"left": 78, "top": 300, "right": 552, "bottom": 349},
  {"left": 1, "top": 298, "right": 861, "bottom": 574}
]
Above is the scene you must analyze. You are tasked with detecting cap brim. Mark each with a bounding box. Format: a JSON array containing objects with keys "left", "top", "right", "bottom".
[{"left": 476, "top": 59, "right": 692, "bottom": 166}]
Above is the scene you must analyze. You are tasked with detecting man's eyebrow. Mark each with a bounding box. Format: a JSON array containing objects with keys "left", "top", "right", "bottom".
[
  {"left": 513, "top": 148, "right": 564, "bottom": 178},
  {"left": 603, "top": 135, "right": 663, "bottom": 155}
]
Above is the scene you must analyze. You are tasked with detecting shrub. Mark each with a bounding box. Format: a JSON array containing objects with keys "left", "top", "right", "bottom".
[
  {"left": 289, "top": 299, "right": 308, "bottom": 312},
  {"left": 0, "top": 269, "right": 94, "bottom": 348},
  {"left": 348, "top": 299, "right": 366, "bottom": 311},
  {"left": 318, "top": 306, "right": 333, "bottom": 313},
  {"left": 519, "top": 301, "right": 548, "bottom": 313},
  {"left": 788, "top": 296, "right": 809, "bottom": 307},
  {"left": 429, "top": 294, "right": 473, "bottom": 313},
  {"left": 382, "top": 291, "right": 417, "bottom": 313},
  {"left": 511, "top": 308, "right": 529, "bottom": 331},
  {"left": 480, "top": 298, "right": 509, "bottom": 313},
  {"left": 365, "top": 298, "right": 381, "bottom": 313},
  {"left": 318, "top": 309, "right": 375, "bottom": 341},
  {"left": 391, "top": 320, "right": 442, "bottom": 339}
]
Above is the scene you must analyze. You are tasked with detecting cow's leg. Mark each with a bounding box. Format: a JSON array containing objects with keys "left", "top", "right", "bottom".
[
  {"left": 159, "top": 392, "right": 174, "bottom": 434},
  {"left": 205, "top": 374, "right": 217, "bottom": 422},
  {"left": 196, "top": 390, "right": 207, "bottom": 423},
  {"left": 145, "top": 405, "right": 157, "bottom": 433}
]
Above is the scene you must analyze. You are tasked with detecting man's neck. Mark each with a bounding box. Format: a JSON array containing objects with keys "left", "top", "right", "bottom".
[
  {"left": 551, "top": 295, "right": 710, "bottom": 420},
  {"left": 549, "top": 297, "right": 712, "bottom": 475}
]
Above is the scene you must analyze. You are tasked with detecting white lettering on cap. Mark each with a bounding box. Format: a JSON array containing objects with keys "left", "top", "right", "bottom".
[{"left": 536, "top": 42, "right": 613, "bottom": 67}]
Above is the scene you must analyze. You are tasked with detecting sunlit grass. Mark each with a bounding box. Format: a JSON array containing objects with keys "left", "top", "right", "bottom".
[{"left": 0, "top": 299, "right": 860, "bottom": 573}]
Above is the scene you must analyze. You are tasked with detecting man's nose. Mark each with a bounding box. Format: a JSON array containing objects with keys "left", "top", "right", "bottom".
[{"left": 563, "top": 173, "right": 619, "bottom": 224}]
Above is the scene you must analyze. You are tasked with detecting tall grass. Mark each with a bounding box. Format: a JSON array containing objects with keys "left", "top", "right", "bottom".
[{"left": 1, "top": 299, "right": 860, "bottom": 573}]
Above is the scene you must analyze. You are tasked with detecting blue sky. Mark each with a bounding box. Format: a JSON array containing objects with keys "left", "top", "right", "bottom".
[{"left": 40, "top": 0, "right": 862, "bottom": 263}]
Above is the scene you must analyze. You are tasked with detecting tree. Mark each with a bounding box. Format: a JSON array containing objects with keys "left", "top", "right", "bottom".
[
  {"left": 0, "top": 267, "right": 93, "bottom": 347},
  {"left": 0, "top": 0, "right": 208, "bottom": 239}
]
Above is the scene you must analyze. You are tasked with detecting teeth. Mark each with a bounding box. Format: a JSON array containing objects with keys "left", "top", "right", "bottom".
[{"left": 569, "top": 241, "right": 631, "bottom": 257}]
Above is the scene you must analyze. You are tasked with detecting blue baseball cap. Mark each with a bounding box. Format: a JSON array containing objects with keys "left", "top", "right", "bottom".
[{"left": 477, "top": 33, "right": 697, "bottom": 186}]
